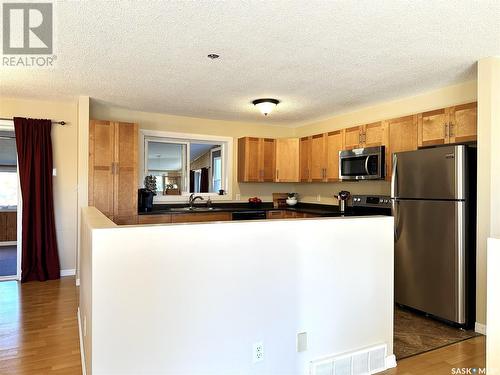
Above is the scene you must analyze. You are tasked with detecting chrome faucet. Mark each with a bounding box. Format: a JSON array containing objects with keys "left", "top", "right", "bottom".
[{"left": 189, "top": 193, "right": 204, "bottom": 209}]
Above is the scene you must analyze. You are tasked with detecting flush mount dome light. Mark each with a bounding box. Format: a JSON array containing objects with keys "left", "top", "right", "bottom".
[{"left": 252, "top": 98, "right": 280, "bottom": 116}]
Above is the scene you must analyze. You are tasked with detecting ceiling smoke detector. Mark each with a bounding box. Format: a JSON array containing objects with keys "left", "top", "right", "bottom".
[{"left": 252, "top": 98, "right": 280, "bottom": 116}]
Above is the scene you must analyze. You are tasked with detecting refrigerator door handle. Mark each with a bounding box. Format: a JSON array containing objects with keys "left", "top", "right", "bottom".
[
  {"left": 393, "top": 199, "right": 400, "bottom": 241},
  {"left": 391, "top": 154, "right": 398, "bottom": 198}
]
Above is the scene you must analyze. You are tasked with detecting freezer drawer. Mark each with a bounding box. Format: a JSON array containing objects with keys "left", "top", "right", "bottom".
[
  {"left": 392, "top": 145, "right": 467, "bottom": 200},
  {"left": 394, "top": 199, "right": 466, "bottom": 324}
]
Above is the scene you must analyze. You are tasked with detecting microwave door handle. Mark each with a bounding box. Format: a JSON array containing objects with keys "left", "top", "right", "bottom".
[{"left": 364, "top": 155, "right": 371, "bottom": 175}]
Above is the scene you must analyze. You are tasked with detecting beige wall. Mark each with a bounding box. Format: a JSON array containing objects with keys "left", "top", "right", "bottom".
[
  {"left": 0, "top": 96, "right": 79, "bottom": 272},
  {"left": 90, "top": 101, "right": 296, "bottom": 202}
]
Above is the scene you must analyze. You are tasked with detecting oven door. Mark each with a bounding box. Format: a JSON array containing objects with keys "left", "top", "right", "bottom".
[{"left": 339, "top": 147, "right": 384, "bottom": 180}]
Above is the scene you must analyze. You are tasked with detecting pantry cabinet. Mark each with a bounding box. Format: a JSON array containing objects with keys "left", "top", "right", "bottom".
[
  {"left": 89, "top": 120, "right": 138, "bottom": 224},
  {"left": 238, "top": 137, "right": 276, "bottom": 182}
]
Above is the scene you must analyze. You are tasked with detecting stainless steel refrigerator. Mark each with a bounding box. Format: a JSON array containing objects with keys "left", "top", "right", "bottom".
[{"left": 391, "top": 145, "right": 475, "bottom": 326}]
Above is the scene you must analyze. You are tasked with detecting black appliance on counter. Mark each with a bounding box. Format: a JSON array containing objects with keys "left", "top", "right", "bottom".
[
  {"left": 138, "top": 188, "right": 155, "bottom": 213},
  {"left": 351, "top": 195, "right": 392, "bottom": 216}
]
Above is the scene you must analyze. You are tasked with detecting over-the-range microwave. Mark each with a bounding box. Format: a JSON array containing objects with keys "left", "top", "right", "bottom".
[{"left": 339, "top": 146, "right": 385, "bottom": 180}]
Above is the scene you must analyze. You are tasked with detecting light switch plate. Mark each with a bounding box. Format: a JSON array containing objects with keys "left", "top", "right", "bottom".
[{"left": 297, "top": 332, "right": 307, "bottom": 352}]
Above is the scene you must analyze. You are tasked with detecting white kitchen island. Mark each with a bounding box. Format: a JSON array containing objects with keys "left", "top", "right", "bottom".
[{"left": 79, "top": 207, "right": 394, "bottom": 375}]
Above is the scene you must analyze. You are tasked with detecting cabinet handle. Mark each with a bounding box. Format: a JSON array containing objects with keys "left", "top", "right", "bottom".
[
  {"left": 444, "top": 123, "right": 449, "bottom": 139},
  {"left": 449, "top": 122, "right": 454, "bottom": 137},
  {"left": 276, "top": 170, "right": 279, "bottom": 180},
  {"left": 111, "top": 162, "right": 115, "bottom": 175}
]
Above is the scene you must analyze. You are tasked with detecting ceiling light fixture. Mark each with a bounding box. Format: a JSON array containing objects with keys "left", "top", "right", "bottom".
[
  {"left": 252, "top": 98, "right": 280, "bottom": 116},
  {"left": 207, "top": 53, "right": 220, "bottom": 59}
]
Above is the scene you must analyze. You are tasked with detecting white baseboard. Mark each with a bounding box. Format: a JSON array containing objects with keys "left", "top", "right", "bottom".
[
  {"left": 385, "top": 354, "right": 397, "bottom": 369},
  {"left": 77, "top": 307, "right": 87, "bottom": 375},
  {"left": 0, "top": 241, "right": 17, "bottom": 246},
  {"left": 475, "top": 322, "right": 487, "bottom": 335},
  {"left": 60, "top": 269, "right": 76, "bottom": 277}
]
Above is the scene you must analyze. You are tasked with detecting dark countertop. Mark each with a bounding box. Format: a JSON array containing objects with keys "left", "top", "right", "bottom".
[{"left": 138, "top": 202, "right": 365, "bottom": 217}]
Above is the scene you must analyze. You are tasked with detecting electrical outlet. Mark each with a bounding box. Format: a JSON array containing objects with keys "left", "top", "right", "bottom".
[
  {"left": 253, "top": 341, "right": 264, "bottom": 363},
  {"left": 316, "top": 194, "right": 321, "bottom": 202},
  {"left": 236, "top": 194, "right": 241, "bottom": 201}
]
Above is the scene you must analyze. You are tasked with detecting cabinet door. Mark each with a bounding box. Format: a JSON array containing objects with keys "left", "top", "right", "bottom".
[
  {"left": 387, "top": 115, "right": 418, "bottom": 180},
  {"left": 238, "top": 137, "right": 261, "bottom": 182},
  {"left": 418, "top": 108, "right": 448, "bottom": 147},
  {"left": 343, "top": 126, "right": 362, "bottom": 150},
  {"left": 138, "top": 214, "right": 172, "bottom": 225},
  {"left": 171, "top": 212, "right": 231, "bottom": 223},
  {"left": 325, "top": 130, "right": 343, "bottom": 181},
  {"left": 363, "top": 121, "right": 387, "bottom": 147},
  {"left": 310, "top": 134, "right": 326, "bottom": 182},
  {"left": 275, "top": 138, "right": 299, "bottom": 182},
  {"left": 261, "top": 138, "right": 276, "bottom": 182},
  {"left": 449, "top": 102, "right": 477, "bottom": 144},
  {"left": 267, "top": 210, "right": 284, "bottom": 219},
  {"left": 89, "top": 120, "right": 115, "bottom": 219},
  {"left": 299, "top": 137, "right": 311, "bottom": 182},
  {"left": 113, "top": 122, "right": 138, "bottom": 218}
]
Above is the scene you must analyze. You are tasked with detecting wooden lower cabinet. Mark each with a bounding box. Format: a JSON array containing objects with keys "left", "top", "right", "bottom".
[
  {"left": 137, "top": 215, "right": 172, "bottom": 225},
  {"left": 0, "top": 212, "right": 17, "bottom": 242},
  {"left": 171, "top": 212, "right": 231, "bottom": 223},
  {"left": 267, "top": 210, "right": 284, "bottom": 219}
]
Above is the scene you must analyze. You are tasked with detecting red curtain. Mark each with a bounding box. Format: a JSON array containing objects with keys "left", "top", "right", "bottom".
[
  {"left": 14, "top": 117, "right": 60, "bottom": 282},
  {"left": 200, "top": 167, "right": 209, "bottom": 193}
]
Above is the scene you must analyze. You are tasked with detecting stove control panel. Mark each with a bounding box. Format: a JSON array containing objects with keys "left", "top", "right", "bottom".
[{"left": 352, "top": 195, "right": 392, "bottom": 207}]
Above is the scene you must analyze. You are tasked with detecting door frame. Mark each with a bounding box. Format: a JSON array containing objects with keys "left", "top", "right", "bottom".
[{"left": 0, "top": 120, "right": 21, "bottom": 281}]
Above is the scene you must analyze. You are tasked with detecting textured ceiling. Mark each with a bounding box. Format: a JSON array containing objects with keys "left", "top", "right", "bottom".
[{"left": 1, "top": 1, "right": 500, "bottom": 126}]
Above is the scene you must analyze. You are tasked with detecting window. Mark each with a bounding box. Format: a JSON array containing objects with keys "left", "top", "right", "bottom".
[{"left": 142, "top": 131, "right": 231, "bottom": 200}]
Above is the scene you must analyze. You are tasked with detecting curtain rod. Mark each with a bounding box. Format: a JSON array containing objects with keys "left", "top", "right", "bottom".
[{"left": 0, "top": 117, "right": 66, "bottom": 125}]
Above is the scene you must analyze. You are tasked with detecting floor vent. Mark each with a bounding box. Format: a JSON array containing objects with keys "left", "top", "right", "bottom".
[{"left": 310, "top": 344, "right": 388, "bottom": 375}]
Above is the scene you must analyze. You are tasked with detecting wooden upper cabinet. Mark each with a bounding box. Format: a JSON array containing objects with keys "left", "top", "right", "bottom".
[
  {"left": 275, "top": 138, "right": 299, "bottom": 182},
  {"left": 299, "top": 137, "right": 311, "bottom": 182},
  {"left": 449, "top": 102, "right": 477, "bottom": 144},
  {"left": 310, "top": 134, "right": 326, "bottom": 182},
  {"left": 386, "top": 115, "right": 418, "bottom": 180},
  {"left": 343, "top": 126, "right": 363, "bottom": 150},
  {"left": 418, "top": 108, "right": 448, "bottom": 147},
  {"left": 238, "top": 137, "right": 275, "bottom": 182},
  {"left": 363, "top": 121, "right": 387, "bottom": 147},
  {"left": 325, "top": 130, "right": 343, "bottom": 181},
  {"left": 261, "top": 138, "right": 276, "bottom": 182},
  {"left": 418, "top": 103, "right": 477, "bottom": 147},
  {"left": 89, "top": 120, "right": 138, "bottom": 222}
]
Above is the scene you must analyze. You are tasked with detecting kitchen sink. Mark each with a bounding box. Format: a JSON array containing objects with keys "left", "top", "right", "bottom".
[{"left": 169, "top": 207, "right": 219, "bottom": 212}]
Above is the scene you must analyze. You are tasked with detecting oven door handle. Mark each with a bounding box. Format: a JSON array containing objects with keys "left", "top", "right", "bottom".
[{"left": 364, "top": 155, "right": 372, "bottom": 175}]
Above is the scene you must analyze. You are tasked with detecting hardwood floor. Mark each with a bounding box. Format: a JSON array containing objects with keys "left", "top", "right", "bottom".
[
  {"left": 382, "top": 336, "right": 486, "bottom": 375},
  {"left": 0, "top": 277, "right": 81, "bottom": 375},
  {"left": 0, "top": 278, "right": 486, "bottom": 375}
]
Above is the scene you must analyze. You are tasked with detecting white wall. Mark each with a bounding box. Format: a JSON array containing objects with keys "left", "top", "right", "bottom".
[
  {"left": 476, "top": 57, "right": 500, "bottom": 326},
  {"left": 487, "top": 238, "right": 500, "bottom": 375},
  {"left": 80, "top": 207, "right": 394, "bottom": 375}
]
